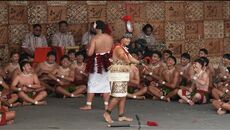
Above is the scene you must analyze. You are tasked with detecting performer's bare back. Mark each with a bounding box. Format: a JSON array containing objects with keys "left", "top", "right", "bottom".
[{"left": 90, "top": 34, "right": 113, "bottom": 54}]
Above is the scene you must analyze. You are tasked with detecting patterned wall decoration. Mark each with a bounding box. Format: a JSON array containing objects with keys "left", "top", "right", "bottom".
[{"left": 0, "top": 1, "right": 229, "bottom": 66}]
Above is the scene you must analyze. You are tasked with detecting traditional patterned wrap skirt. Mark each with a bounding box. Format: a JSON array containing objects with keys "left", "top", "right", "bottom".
[{"left": 108, "top": 63, "right": 130, "bottom": 97}]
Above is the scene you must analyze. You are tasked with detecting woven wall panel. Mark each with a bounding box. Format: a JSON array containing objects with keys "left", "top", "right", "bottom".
[
  {"left": 185, "top": 2, "right": 203, "bottom": 21},
  {"left": 149, "top": 21, "right": 165, "bottom": 41},
  {"left": 204, "top": 39, "right": 223, "bottom": 56},
  {"left": 8, "top": 1, "right": 28, "bottom": 6},
  {"left": 0, "top": 45, "right": 9, "bottom": 66},
  {"left": 126, "top": 4, "right": 146, "bottom": 22},
  {"left": 68, "top": 24, "right": 88, "bottom": 44},
  {"left": 110, "top": 20, "right": 126, "bottom": 40},
  {"left": 88, "top": 5, "right": 106, "bottom": 22},
  {"left": 27, "top": 5, "right": 47, "bottom": 24},
  {"left": 146, "top": 2, "right": 165, "bottom": 21},
  {"left": 165, "top": 22, "right": 185, "bottom": 41},
  {"left": 204, "top": 20, "right": 224, "bottom": 39},
  {"left": 67, "top": 4, "right": 88, "bottom": 24},
  {"left": 165, "top": 2, "right": 184, "bottom": 21},
  {"left": 47, "top": 1, "right": 67, "bottom": 6},
  {"left": 48, "top": 6, "right": 67, "bottom": 23},
  {"left": 184, "top": 39, "right": 205, "bottom": 56},
  {"left": 0, "top": 26, "right": 8, "bottom": 45},
  {"left": 223, "top": 1, "right": 230, "bottom": 20},
  {"left": 166, "top": 41, "right": 184, "bottom": 56},
  {"left": 106, "top": 2, "right": 126, "bottom": 23},
  {"left": 185, "top": 21, "right": 203, "bottom": 40},
  {"left": 224, "top": 38, "right": 230, "bottom": 53},
  {"left": 204, "top": 2, "right": 223, "bottom": 20},
  {"left": 9, "top": 24, "right": 28, "bottom": 47},
  {"left": 9, "top": 5, "right": 27, "bottom": 24},
  {"left": 0, "top": 4, "right": 8, "bottom": 25},
  {"left": 224, "top": 21, "right": 230, "bottom": 37}
]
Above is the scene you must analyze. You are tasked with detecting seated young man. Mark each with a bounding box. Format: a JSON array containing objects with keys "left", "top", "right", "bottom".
[
  {"left": 214, "top": 54, "right": 230, "bottom": 84},
  {"left": 68, "top": 49, "right": 78, "bottom": 65},
  {"left": 128, "top": 51, "right": 164, "bottom": 100},
  {"left": 200, "top": 57, "right": 214, "bottom": 91},
  {"left": 0, "top": 103, "right": 16, "bottom": 126},
  {"left": 35, "top": 51, "right": 59, "bottom": 92},
  {"left": 148, "top": 55, "right": 180, "bottom": 102},
  {"left": 0, "top": 74, "right": 20, "bottom": 108},
  {"left": 49, "top": 55, "right": 86, "bottom": 98},
  {"left": 176, "top": 53, "right": 192, "bottom": 87},
  {"left": 162, "top": 50, "right": 173, "bottom": 68},
  {"left": 11, "top": 61, "right": 47, "bottom": 106},
  {"left": 212, "top": 98, "right": 230, "bottom": 115},
  {"left": 3, "top": 52, "right": 20, "bottom": 83},
  {"left": 177, "top": 58, "right": 210, "bottom": 105}
]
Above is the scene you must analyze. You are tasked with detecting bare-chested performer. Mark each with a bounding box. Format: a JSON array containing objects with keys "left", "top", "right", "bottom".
[
  {"left": 35, "top": 51, "right": 59, "bottom": 92},
  {"left": 148, "top": 56, "right": 180, "bottom": 102},
  {"left": 177, "top": 58, "right": 210, "bottom": 105},
  {"left": 68, "top": 49, "right": 78, "bottom": 64},
  {"left": 49, "top": 55, "right": 85, "bottom": 98},
  {"left": 72, "top": 52, "right": 88, "bottom": 87},
  {"left": 80, "top": 20, "right": 113, "bottom": 110},
  {"left": 3, "top": 52, "right": 20, "bottom": 83},
  {"left": 0, "top": 69, "right": 20, "bottom": 108},
  {"left": 103, "top": 33, "right": 141, "bottom": 123},
  {"left": 176, "top": 53, "right": 193, "bottom": 87},
  {"left": 0, "top": 103, "right": 16, "bottom": 126},
  {"left": 128, "top": 51, "right": 164, "bottom": 99},
  {"left": 11, "top": 61, "right": 47, "bottom": 105},
  {"left": 162, "top": 50, "right": 173, "bottom": 68}
]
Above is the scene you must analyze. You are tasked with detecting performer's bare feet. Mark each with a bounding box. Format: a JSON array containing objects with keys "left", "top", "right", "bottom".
[
  {"left": 7, "top": 120, "right": 14, "bottom": 125},
  {"left": 118, "top": 116, "right": 133, "bottom": 122},
  {"left": 80, "top": 105, "right": 92, "bottom": 110},
  {"left": 187, "top": 100, "right": 194, "bottom": 106},
  {"left": 217, "top": 109, "right": 226, "bottom": 115},
  {"left": 103, "top": 112, "right": 114, "bottom": 124},
  {"left": 12, "top": 102, "right": 22, "bottom": 107},
  {"left": 178, "top": 99, "right": 186, "bottom": 104}
]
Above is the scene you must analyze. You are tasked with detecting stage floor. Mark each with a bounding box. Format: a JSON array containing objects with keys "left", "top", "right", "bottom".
[{"left": 1, "top": 96, "right": 230, "bottom": 130}]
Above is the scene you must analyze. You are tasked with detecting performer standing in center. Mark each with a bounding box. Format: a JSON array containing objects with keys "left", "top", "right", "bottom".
[
  {"left": 103, "top": 32, "right": 141, "bottom": 123},
  {"left": 80, "top": 20, "right": 113, "bottom": 110}
]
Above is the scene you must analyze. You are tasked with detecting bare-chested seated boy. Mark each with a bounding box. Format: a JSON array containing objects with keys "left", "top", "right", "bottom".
[
  {"left": 148, "top": 55, "right": 180, "bottom": 102},
  {"left": 162, "top": 50, "right": 173, "bottom": 68},
  {"left": 176, "top": 53, "right": 193, "bottom": 87},
  {"left": 11, "top": 61, "right": 47, "bottom": 105},
  {"left": 0, "top": 73, "right": 20, "bottom": 108},
  {"left": 128, "top": 51, "right": 164, "bottom": 100},
  {"left": 49, "top": 55, "right": 85, "bottom": 98},
  {"left": 71, "top": 52, "right": 87, "bottom": 95},
  {"left": 0, "top": 99, "right": 16, "bottom": 126},
  {"left": 212, "top": 98, "right": 230, "bottom": 115},
  {"left": 3, "top": 52, "right": 20, "bottom": 83},
  {"left": 68, "top": 49, "right": 78, "bottom": 65},
  {"left": 177, "top": 58, "right": 210, "bottom": 105},
  {"left": 35, "top": 51, "right": 59, "bottom": 92}
]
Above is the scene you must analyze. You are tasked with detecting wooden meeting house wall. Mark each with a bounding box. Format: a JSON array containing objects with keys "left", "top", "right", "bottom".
[{"left": 0, "top": 1, "right": 229, "bottom": 66}]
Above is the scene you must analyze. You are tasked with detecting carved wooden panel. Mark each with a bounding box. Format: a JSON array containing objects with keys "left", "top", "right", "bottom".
[
  {"left": 67, "top": 4, "right": 88, "bottom": 24},
  {"left": 146, "top": 2, "right": 165, "bottom": 21},
  {"left": 165, "top": 2, "right": 184, "bottom": 21},
  {"left": 9, "top": 5, "right": 27, "bottom": 24},
  {"left": 204, "top": 39, "right": 224, "bottom": 56},
  {"left": 185, "top": 21, "right": 203, "bottom": 40},
  {"left": 204, "top": 20, "right": 224, "bottom": 39},
  {"left": 88, "top": 5, "right": 106, "bottom": 22},
  {"left": 48, "top": 6, "right": 67, "bottom": 23},
  {"left": 165, "top": 22, "right": 185, "bottom": 41},
  {"left": 0, "top": 26, "right": 8, "bottom": 45},
  {"left": 224, "top": 21, "right": 230, "bottom": 37},
  {"left": 185, "top": 2, "right": 203, "bottom": 21},
  {"left": 126, "top": 4, "right": 146, "bottom": 22},
  {"left": 204, "top": 2, "right": 223, "bottom": 20}
]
